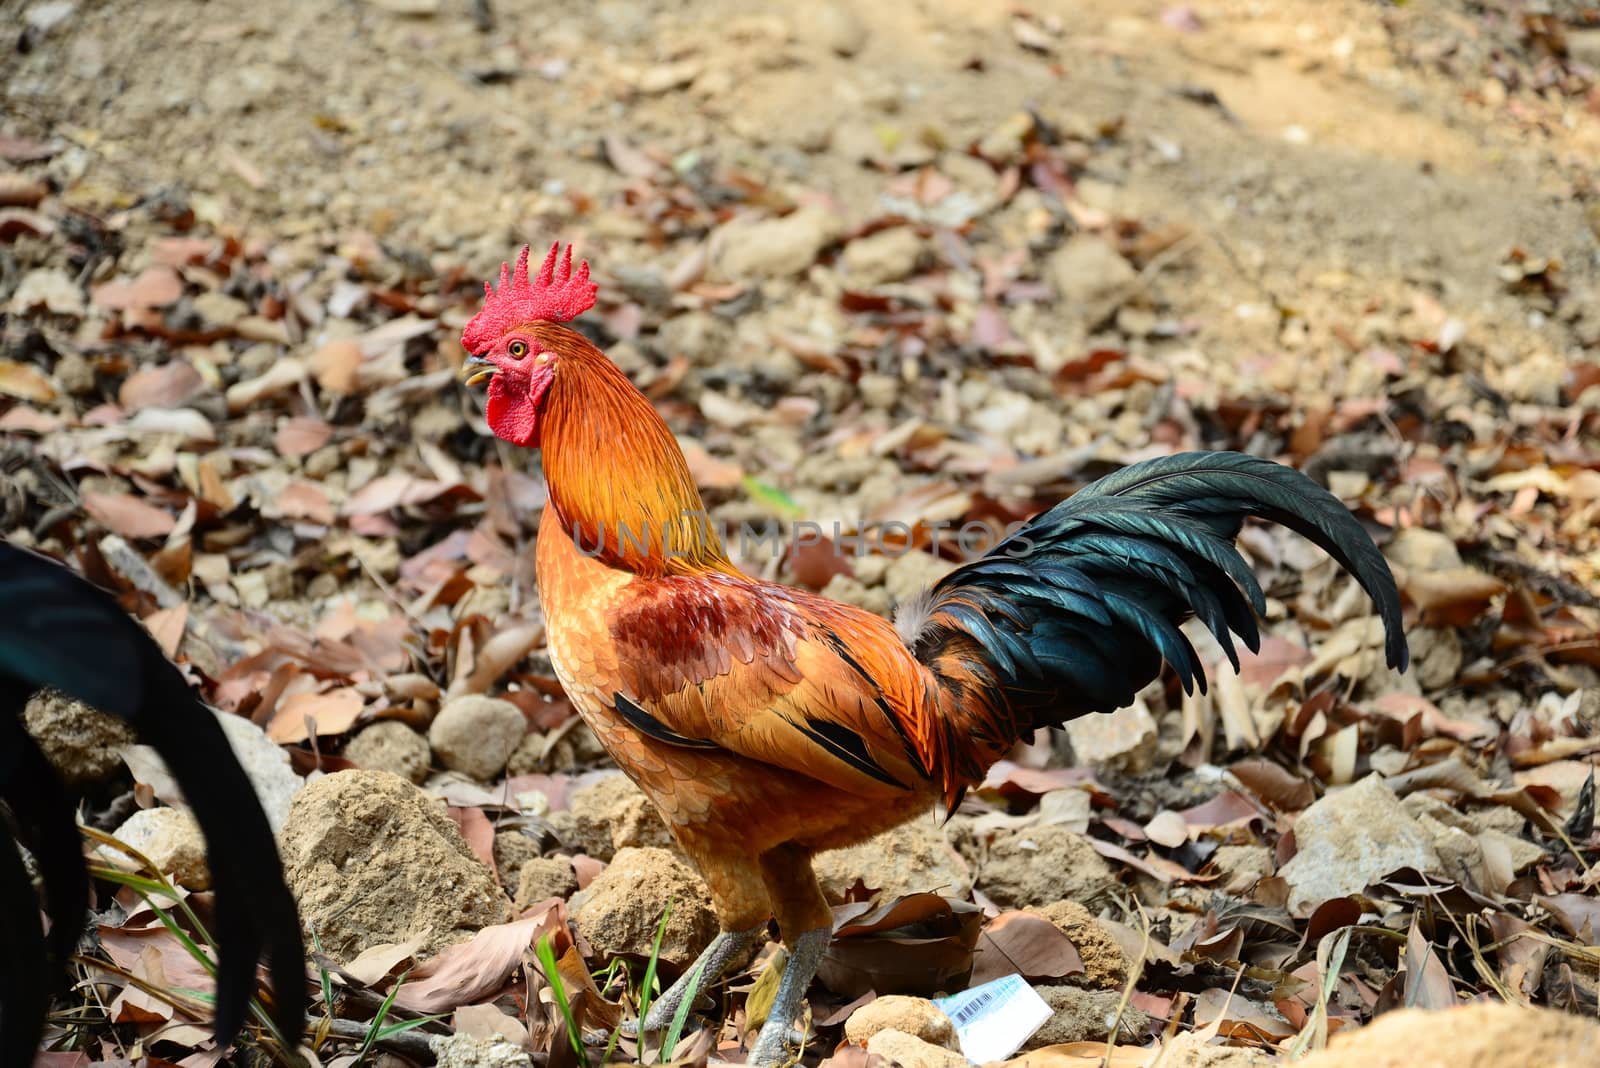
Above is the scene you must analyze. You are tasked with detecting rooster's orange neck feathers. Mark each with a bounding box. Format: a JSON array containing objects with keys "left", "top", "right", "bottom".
[{"left": 534, "top": 325, "right": 735, "bottom": 577}]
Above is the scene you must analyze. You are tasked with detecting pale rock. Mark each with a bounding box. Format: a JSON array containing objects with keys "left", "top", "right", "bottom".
[
  {"left": 214, "top": 709, "right": 304, "bottom": 832},
  {"left": 570, "top": 847, "right": 716, "bottom": 966},
  {"left": 1278, "top": 775, "right": 1440, "bottom": 914},
  {"left": 106, "top": 806, "right": 210, "bottom": 890},
  {"left": 805, "top": 2, "right": 869, "bottom": 56},
  {"left": 711, "top": 207, "right": 844, "bottom": 281},
  {"left": 865, "top": 1029, "right": 968, "bottom": 1068},
  {"left": 23, "top": 690, "right": 135, "bottom": 786},
  {"left": 429, "top": 695, "right": 526, "bottom": 781},
  {"left": 279, "top": 770, "right": 511, "bottom": 961},
  {"left": 10, "top": 268, "right": 84, "bottom": 316},
  {"left": 656, "top": 311, "right": 733, "bottom": 367},
  {"left": 819, "top": 573, "right": 893, "bottom": 616},
  {"left": 1064, "top": 700, "right": 1158, "bottom": 772},
  {"left": 815, "top": 817, "right": 973, "bottom": 902},
  {"left": 980, "top": 825, "right": 1118, "bottom": 908},
  {"left": 844, "top": 995, "right": 959, "bottom": 1048},
  {"left": 1384, "top": 527, "right": 1461, "bottom": 572},
  {"left": 1030, "top": 900, "right": 1128, "bottom": 989},
  {"left": 192, "top": 290, "right": 250, "bottom": 328},
  {"left": 344, "top": 719, "right": 432, "bottom": 784},
  {"left": 514, "top": 856, "right": 580, "bottom": 910},
  {"left": 552, "top": 772, "right": 674, "bottom": 860},
  {"left": 1025, "top": 986, "right": 1149, "bottom": 1048},
  {"left": 491, "top": 830, "right": 543, "bottom": 886},
  {"left": 1209, "top": 843, "right": 1275, "bottom": 895},
  {"left": 884, "top": 550, "right": 955, "bottom": 607},
  {"left": 1048, "top": 235, "right": 1136, "bottom": 322},
  {"left": 429, "top": 1033, "right": 533, "bottom": 1068},
  {"left": 1514, "top": 761, "right": 1594, "bottom": 819},
  {"left": 1295, "top": 1000, "right": 1600, "bottom": 1068},
  {"left": 843, "top": 227, "right": 924, "bottom": 286}
]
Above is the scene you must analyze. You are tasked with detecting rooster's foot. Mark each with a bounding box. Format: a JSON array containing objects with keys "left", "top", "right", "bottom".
[
  {"left": 746, "top": 926, "right": 829, "bottom": 1068},
  {"left": 623, "top": 925, "right": 760, "bottom": 1038}
]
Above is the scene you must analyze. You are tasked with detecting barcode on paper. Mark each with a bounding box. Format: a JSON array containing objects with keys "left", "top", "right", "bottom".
[{"left": 933, "top": 974, "right": 1053, "bottom": 1064}]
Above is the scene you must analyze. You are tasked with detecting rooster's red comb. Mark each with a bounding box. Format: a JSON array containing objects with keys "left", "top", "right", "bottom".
[{"left": 461, "top": 242, "right": 597, "bottom": 353}]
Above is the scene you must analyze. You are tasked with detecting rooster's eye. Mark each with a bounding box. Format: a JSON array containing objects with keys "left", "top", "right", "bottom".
[{"left": 508, "top": 340, "right": 529, "bottom": 358}]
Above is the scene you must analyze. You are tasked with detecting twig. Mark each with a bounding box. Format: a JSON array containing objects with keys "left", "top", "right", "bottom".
[{"left": 320, "top": 1017, "right": 452, "bottom": 1062}]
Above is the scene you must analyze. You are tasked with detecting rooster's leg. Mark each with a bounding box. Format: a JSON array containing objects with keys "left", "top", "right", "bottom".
[
  {"left": 748, "top": 926, "right": 828, "bottom": 1067},
  {"left": 749, "top": 844, "right": 833, "bottom": 1066},
  {"left": 632, "top": 925, "right": 759, "bottom": 1033}
]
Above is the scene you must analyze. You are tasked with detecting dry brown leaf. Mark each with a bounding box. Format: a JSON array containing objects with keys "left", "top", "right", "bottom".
[
  {"left": 83, "top": 491, "right": 177, "bottom": 539},
  {"left": 312, "top": 339, "right": 364, "bottom": 394},
  {"left": 970, "top": 911, "right": 1086, "bottom": 985},
  {"left": 342, "top": 939, "right": 423, "bottom": 987},
  {"left": 92, "top": 266, "right": 184, "bottom": 309},
  {"left": 1192, "top": 987, "right": 1295, "bottom": 1040},
  {"left": 271, "top": 480, "right": 336, "bottom": 525},
  {"left": 452, "top": 1003, "right": 532, "bottom": 1047},
  {"left": 1001, "top": 1042, "right": 1154, "bottom": 1067},
  {"left": 143, "top": 602, "right": 188, "bottom": 659},
  {"left": 0, "top": 358, "right": 57, "bottom": 402},
  {"left": 119, "top": 360, "right": 204, "bottom": 411},
  {"left": 1401, "top": 912, "right": 1456, "bottom": 1010},
  {"left": 394, "top": 905, "right": 568, "bottom": 1013},
  {"left": 275, "top": 416, "right": 333, "bottom": 457},
  {"left": 266, "top": 687, "right": 365, "bottom": 743}
]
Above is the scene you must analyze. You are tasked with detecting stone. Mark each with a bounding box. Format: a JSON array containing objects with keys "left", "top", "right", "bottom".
[
  {"left": 1296, "top": 1000, "right": 1599, "bottom": 1068},
  {"left": 711, "top": 206, "right": 844, "bottom": 281},
  {"left": 1278, "top": 775, "right": 1440, "bottom": 914},
  {"left": 429, "top": 695, "right": 526, "bottom": 781},
  {"left": 192, "top": 291, "right": 249, "bottom": 328},
  {"left": 570, "top": 847, "right": 716, "bottom": 967},
  {"left": 344, "top": 719, "right": 431, "bottom": 784},
  {"left": 1024, "top": 986, "right": 1149, "bottom": 1049},
  {"left": 1209, "top": 844, "right": 1275, "bottom": 895},
  {"left": 23, "top": 690, "right": 135, "bottom": 786},
  {"left": 1063, "top": 700, "right": 1159, "bottom": 772},
  {"left": 1047, "top": 235, "right": 1136, "bottom": 323},
  {"left": 979, "top": 825, "right": 1119, "bottom": 909},
  {"left": 551, "top": 773, "right": 674, "bottom": 860},
  {"left": 429, "top": 1033, "right": 533, "bottom": 1068},
  {"left": 656, "top": 310, "right": 734, "bottom": 367},
  {"left": 279, "top": 770, "right": 511, "bottom": 962},
  {"left": 493, "top": 830, "right": 544, "bottom": 885},
  {"left": 1384, "top": 528, "right": 1461, "bottom": 572},
  {"left": 1029, "top": 901, "right": 1128, "bottom": 989},
  {"left": 865, "top": 1030, "right": 967, "bottom": 1068},
  {"left": 508, "top": 721, "right": 612, "bottom": 775},
  {"left": 214, "top": 710, "right": 303, "bottom": 832},
  {"left": 804, "top": 3, "right": 869, "bottom": 56},
  {"left": 106, "top": 806, "right": 210, "bottom": 890},
  {"left": 815, "top": 817, "right": 973, "bottom": 903},
  {"left": 9, "top": 268, "right": 84, "bottom": 317},
  {"left": 514, "top": 856, "right": 579, "bottom": 910},
  {"left": 844, "top": 995, "right": 959, "bottom": 1048},
  {"left": 843, "top": 227, "right": 924, "bottom": 286},
  {"left": 883, "top": 550, "right": 956, "bottom": 608}
]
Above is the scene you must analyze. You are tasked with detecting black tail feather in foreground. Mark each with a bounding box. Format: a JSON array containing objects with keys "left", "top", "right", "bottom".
[
  {"left": 0, "top": 543, "right": 304, "bottom": 1067},
  {"left": 913, "top": 451, "right": 1409, "bottom": 779}
]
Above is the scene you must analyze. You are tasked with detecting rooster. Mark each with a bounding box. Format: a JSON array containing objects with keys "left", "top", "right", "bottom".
[
  {"left": 0, "top": 543, "right": 304, "bottom": 1067},
  {"left": 462, "top": 244, "right": 1408, "bottom": 1065}
]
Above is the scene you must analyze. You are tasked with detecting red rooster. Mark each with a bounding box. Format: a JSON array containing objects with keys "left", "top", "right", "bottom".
[{"left": 462, "top": 244, "right": 1407, "bottom": 1064}]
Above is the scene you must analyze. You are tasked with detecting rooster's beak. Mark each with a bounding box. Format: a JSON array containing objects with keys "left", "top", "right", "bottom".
[{"left": 462, "top": 355, "right": 496, "bottom": 387}]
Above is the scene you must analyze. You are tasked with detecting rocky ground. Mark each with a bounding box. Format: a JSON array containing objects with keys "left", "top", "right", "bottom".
[{"left": 5, "top": 0, "right": 1600, "bottom": 1065}]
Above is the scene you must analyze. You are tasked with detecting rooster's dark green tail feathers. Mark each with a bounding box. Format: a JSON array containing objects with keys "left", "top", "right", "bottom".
[{"left": 912, "top": 451, "right": 1409, "bottom": 744}]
